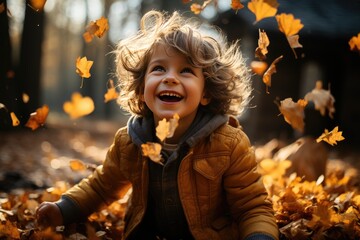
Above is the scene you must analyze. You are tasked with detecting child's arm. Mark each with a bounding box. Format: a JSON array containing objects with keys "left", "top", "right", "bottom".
[{"left": 224, "top": 130, "right": 279, "bottom": 240}]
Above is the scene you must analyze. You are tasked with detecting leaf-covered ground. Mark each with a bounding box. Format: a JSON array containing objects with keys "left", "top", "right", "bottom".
[{"left": 1, "top": 119, "right": 360, "bottom": 239}]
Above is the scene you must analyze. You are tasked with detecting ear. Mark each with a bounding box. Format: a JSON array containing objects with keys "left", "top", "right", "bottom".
[{"left": 200, "top": 93, "right": 210, "bottom": 106}]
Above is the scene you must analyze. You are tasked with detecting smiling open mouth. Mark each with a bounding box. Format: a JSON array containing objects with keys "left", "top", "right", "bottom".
[{"left": 158, "top": 92, "right": 183, "bottom": 102}]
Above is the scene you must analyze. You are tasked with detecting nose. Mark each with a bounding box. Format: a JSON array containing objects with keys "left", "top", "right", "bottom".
[{"left": 162, "top": 74, "right": 179, "bottom": 85}]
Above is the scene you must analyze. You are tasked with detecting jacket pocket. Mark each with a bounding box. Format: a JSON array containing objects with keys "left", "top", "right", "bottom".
[
  {"left": 193, "top": 155, "right": 229, "bottom": 180},
  {"left": 211, "top": 216, "right": 238, "bottom": 240}
]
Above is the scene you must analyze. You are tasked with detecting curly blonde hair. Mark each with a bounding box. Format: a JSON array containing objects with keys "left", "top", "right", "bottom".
[{"left": 115, "top": 10, "right": 252, "bottom": 117}]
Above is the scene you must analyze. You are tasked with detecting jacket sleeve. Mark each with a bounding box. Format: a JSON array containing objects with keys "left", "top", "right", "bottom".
[
  {"left": 57, "top": 128, "right": 133, "bottom": 224},
  {"left": 224, "top": 130, "right": 279, "bottom": 240}
]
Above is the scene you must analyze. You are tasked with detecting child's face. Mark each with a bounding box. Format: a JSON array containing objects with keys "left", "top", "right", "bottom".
[{"left": 143, "top": 44, "right": 209, "bottom": 126}]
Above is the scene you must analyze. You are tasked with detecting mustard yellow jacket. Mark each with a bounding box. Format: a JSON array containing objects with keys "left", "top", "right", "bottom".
[{"left": 63, "top": 117, "right": 279, "bottom": 240}]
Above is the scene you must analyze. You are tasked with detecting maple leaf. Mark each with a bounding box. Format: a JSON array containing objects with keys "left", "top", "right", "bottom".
[
  {"left": 83, "top": 17, "right": 109, "bottom": 43},
  {"left": 248, "top": 0, "right": 279, "bottom": 24},
  {"left": 63, "top": 92, "right": 95, "bottom": 119},
  {"left": 156, "top": 114, "right": 180, "bottom": 142},
  {"left": 349, "top": 33, "right": 360, "bottom": 52},
  {"left": 231, "top": 0, "right": 244, "bottom": 13},
  {"left": 104, "top": 79, "right": 119, "bottom": 103},
  {"left": 255, "top": 29, "right": 270, "bottom": 60},
  {"left": 251, "top": 61, "right": 268, "bottom": 75},
  {"left": 278, "top": 98, "right": 307, "bottom": 133},
  {"left": 10, "top": 112, "right": 20, "bottom": 127},
  {"left": 25, "top": 104, "right": 49, "bottom": 130},
  {"left": 76, "top": 56, "right": 93, "bottom": 88},
  {"left": 262, "top": 55, "right": 283, "bottom": 93},
  {"left": 316, "top": 126, "right": 345, "bottom": 146},
  {"left": 141, "top": 142, "right": 163, "bottom": 165},
  {"left": 304, "top": 81, "right": 335, "bottom": 118}
]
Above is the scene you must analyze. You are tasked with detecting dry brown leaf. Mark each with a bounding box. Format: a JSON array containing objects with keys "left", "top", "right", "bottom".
[
  {"left": 84, "top": 17, "right": 109, "bottom": 43},
  {"left": 63, "top": 92, "right": 95, "bottom": 119},
  {"left": 349, "top": 33, "right": 360, "bottom": 52},
  {"left": 304, "top": 81, "right": 335, "bottom": 118},
  {"left": 25, "top": 105, "right": 49, "bottom": 130},
  {"left": 287, "top": 34, "right": 303, "bottom": 49},
  {"left": 255, "top": 29, "right": 270, "bottom": 60},
  {"left": 104, "top": 80, "right": 119, "bottom": 103},
  {"left": 156, "top": 113, "right": 180, "bottom": 142},
  {"left": 10, "top": 112, "right": 20, "bottom": 127},
  {"left": 316, "top": 126, "right": 345, "bottom": 146},
  {"left": 251, "top": 61, "right": 268, "bottom": 75},
  {"left": 231, "top": 0, "right": 244, "bottom": 13},
  {"left": 141, "top": 142, "right": 163, "bottom": 164},
  {"left": 262, "top": 55, "right": 283, "bottom": 93},
  {"left": 278, "top": 98, "right": 307, "bottom": 133},
  {"left": 76, "top": 56, "right": 93, "bottom": 88},
  {"left": 248, "top": 0, "right": 279, "bottom": 24}
]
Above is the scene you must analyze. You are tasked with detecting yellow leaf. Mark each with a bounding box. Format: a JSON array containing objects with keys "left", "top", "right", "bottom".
[
  {"left": 190, "top": 0, "right": 211, "bottom": 14},
  {"left": 25, "top": 105, "right": 49, "bottom": 130},
  {"left": 304, "top": 81, "right": 335, "bottom": 118},
  {"left": 349, "top": 33, "right": 360, "bottom": 52},
  {"left": 141, "top": 142, "right": 163, "bottom": 164},
  {"left": 76, "top": 57, "right": 93, "bottom": 87},
  {"left": 63, "top": 92, "right": 95, "bottom": 119},
  {"left": 316, "top": 126, "right": 345, "bottom": 146},
  {"left": 10, "top": 112, "right": 20, "bottom": 126},
  {"left": 231, "top": 0, "right": 244, "bottom": 13},
  {"left": 29, "top": 0, "right": 46, "bottom": 10},
  {"left": 104, "top": 80, "right": 119, "bottom": 103},
  {"left": 276, "top": 13, "right": 304, "bottom": 37},
  {"left": 278, "top": 98, "right": 307, "bottom": 133},
  {"left": 250, "top": 61, "right": 268, "bottom": 75},
  {"left": 248, "top": 0, "right": 279, "bottom": 24},
  {"left": 69, "top": 159, "right": 87, "bottom": 171},
  {"left": 262, "top": 55, "right": 283, "bottom": 93},
  {"left": 156, "top": 113, "right": 180, "bottom": 142}
]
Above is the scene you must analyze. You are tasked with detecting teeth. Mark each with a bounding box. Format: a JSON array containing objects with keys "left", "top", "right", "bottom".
[{"left": 159, "top": 92, "right": 182, "bottom": 98}]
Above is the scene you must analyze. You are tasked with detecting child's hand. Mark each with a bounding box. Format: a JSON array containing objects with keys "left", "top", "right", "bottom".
[{"left": 36, "top": 202, "right": 63, "bottom": 229}]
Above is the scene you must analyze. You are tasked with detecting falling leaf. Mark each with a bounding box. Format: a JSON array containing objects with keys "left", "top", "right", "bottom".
[
  {"left": 251, "top": 61, "right": 268, "bottom": 75},
  {"left": 76, "top": 56, "right": 93, "bottom": 88},
  {"left": 156, "top": 114, "right": 180, "bottom": 142},
  {"left": 278, "top": 98, "right": 307, "bottom": 133},
  {"left": 190, "top": 0, "right": 212, "bottom": 14},
  {"left": 22, "top": 93, "right": 30, "bottom": 103},
  {"left": 28, "top": 0, "right": 46, "bottom": 11},
  {"left": 255, "top": 29, "right": 270, "bottom": 60},
  {"left": 104, "top": 80, "right": 119, "bottom": 103},
  {"left": 276, "top": 13, "right": 303, "bottom": 37},
  {"left": 304, "top": 81, "right": 335, "bottom": 118},
  {"left": 10, "top": 112, "right": 20, "bottom": 127},
  {"left": 231, "top": 0, "right": 244, "bottom": 13},
  {"left": 316, "top": 126, "right": 345, "bottom": 146},
  {"left": 63, "top": 92, "right": 95, "bottom": 119},
  {"left": 262, "top": 55, "right": 283, "bottom": 93},
  {"left": 248, "top": 0, "right": 279, "bottom": 24},
  {"left": 141, "top": 142, "right": 163, "bottom": 165},
  {"left": 287, "top": 34, "right": 303, "bottom": 49},
  {"left": 69, "top": 159, "right": 87, "bottom": 171},
  {"left": 349, "top": 33, "right": 360, "bottom": 52},
  {"left": 83, "top": 17, "right": 109, "bottom": 43},
  {"left": 25, "top": 105, "right": 49, "bottom": 130}
]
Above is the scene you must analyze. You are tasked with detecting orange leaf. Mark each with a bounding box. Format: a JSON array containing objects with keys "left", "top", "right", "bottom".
[
  {"left": 255, "top": 29, "right": 270, "bottom": 60},
  {"left": 278, "top": 98, "right": 307, "bottom": 133},
  {"left": 349, "top": 33, "right": 360, "bottom": 52},
  {"left": 276, "top": 13, "right": 303, "bottom": 37},
  {"left": 10, "top": 112, "right": 20, "bottom": 127},
  {"left": 104, "top": 80, "right": 119, "bottom": 103},
  {"left": 231, "top": 0, "right": 244, "bottom": 13},
  {"left": 29, "top": 0, "right": 46, "bottom": 11},
  {"left": 262, "top": 55, "right": 283, "bottom": 93},
  {"left": 251, "top": 61, "right": 268, "bottom": 75},
  {"left": 63, "top": 92, "right": 95, "bottom": 119},
  {"left": 76, "top": 56, "right": 93, "bottom": 88},
  {"left": 84, "top": 17, "right": 109, "bottom": 42},
  {"left": 287, "top": 34, "right": 303, "bottom": 49},
  {"left": 141, "top": 142, "right": 163, "bottom": 164},
  {"left": 25, "top": 105, "right": 49, "bottom": 130},
  {"left": 304, "top": 81, "right": 335, "bottom": 118},
  {"left": 68, "top": 159, "right": 98, "bottom": 171},
  {"left": 248, "top": 0, "right": 279, "bottom": 24},
  {"left": 316, "top": 126, "right": 345, "bottom": 146},
  {"left": 156, "top": 113, "right": 180, "bottom": 142},
  {"left": 190, "top": 0, "right": 211, "bottom": 14}
]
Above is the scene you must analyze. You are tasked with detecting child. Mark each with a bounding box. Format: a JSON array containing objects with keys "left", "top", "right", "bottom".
[{"left": 36, "top": 10, "right": 279, "bottom": 240}]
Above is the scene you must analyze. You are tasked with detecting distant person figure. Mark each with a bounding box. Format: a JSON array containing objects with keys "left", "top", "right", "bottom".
[{"left": 36, "top": 10, "right": 279, "bottom": 240}]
